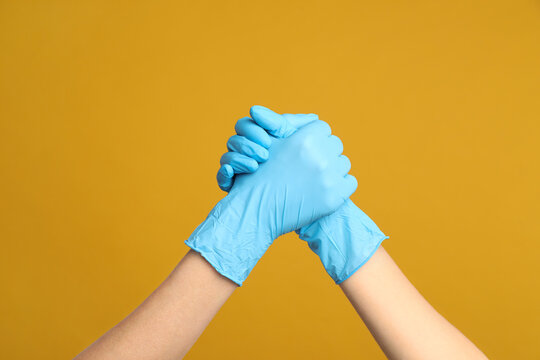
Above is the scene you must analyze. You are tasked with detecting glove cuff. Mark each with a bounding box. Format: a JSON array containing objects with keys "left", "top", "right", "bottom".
[
  {"left": 298, "top": 200, "right": 388, "bottom": 284},
  {"left": 185, "top": 196, "right": 272, "bottom": 286}
]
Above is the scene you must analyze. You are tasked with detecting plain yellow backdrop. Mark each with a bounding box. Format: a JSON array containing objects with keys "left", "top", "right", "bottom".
[{"left": 1, "top": 0, "right": 539, "bottom": 359}]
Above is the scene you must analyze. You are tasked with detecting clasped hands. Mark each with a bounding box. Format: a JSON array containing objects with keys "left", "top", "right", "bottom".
[{"left": 186, "top": 106, "right": 387, "bottom": 286}]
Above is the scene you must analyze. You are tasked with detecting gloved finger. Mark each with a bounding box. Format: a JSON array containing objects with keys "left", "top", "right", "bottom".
[
  {"left": 328, "top": 135, "right": 344, "bottom": 155},
  {"left": 282, "top": 113, "right": 319, "bottom": 130},
  {"left": 296, "top": 119, "right": 332, "bottom": 137},
  {"left": 235, "top": 117, "right": 272, "bottom": 148},
  {"left": 340, "top": 174, "right": 358, "bottom": 200},
  {"left": 227, "top": 135, "right": 269, "bottom": 163},
  {"left": 220, "top": 152, "right": 259, "bottom": 173},
  {"left": 250, "top": 105, "right": 296, "bottom": 138},
  {"left": 217, "top": 164, "right": 234, "bottom": 192},
  {"left": 335, "top": 155, "right": 352, "bottom": 176}
]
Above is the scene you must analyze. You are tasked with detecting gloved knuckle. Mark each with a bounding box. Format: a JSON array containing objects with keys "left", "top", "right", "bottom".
[
  {"left": 320, "top": 173, "right": 335, "bottom": 190},
  {"left": 322, "top": 193, "right": 341, "bottom": 210}
]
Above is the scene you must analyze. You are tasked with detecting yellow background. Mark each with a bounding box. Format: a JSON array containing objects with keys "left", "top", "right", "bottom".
[{"left": 1, "top": 1, "right": 539, "bottom": 359}]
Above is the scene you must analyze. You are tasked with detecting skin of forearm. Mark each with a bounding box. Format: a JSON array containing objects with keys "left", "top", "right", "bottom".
[
  {"left": 74, "top": 250, "right": 237, "bottom": 360},
  {"left": 340, "top": 246, "right": 488, "bottom": 360}
]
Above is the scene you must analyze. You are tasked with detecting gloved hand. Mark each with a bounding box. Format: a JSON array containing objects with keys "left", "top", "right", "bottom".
[
  {"left": 186, "top": 109, "right": 357, "bottom": 286},
  {"left": 217, "top": 110, "right": 321, "bottom": 191},
  {"left": 218, "top": 105, "right": 388, "bottom": 284}
]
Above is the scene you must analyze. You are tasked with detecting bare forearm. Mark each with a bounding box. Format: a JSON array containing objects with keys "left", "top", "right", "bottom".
[
  {"left": 340, "top": 247, "right": 487, "bottom": 360},
  {"left": 75, "top": 250, "right": 237, "bottom": 360}
]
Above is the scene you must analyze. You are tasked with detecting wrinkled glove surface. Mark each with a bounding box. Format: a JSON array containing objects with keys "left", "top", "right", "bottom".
[
  {"left": 217, "top": 106, "right": 387, "bottom": 284},
  {"left": 187, "top": 113, "right": 356, "bottom": 285}
]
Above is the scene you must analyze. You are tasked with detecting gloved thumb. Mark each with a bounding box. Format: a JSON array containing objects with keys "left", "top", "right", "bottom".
[{"left": 250, "top": 105, "right": 318, "bottom": 138}]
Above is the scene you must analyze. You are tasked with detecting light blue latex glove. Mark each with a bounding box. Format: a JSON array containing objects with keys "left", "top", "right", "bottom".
[
  {"left": 218, "top": 106, "right": 388, "bottom": 283},
  {"left": 217, "top": 110, "right": 320, "bottom": 191},
  {"left": 186, "top": 108, "right": 357, "bottom": 286}
]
